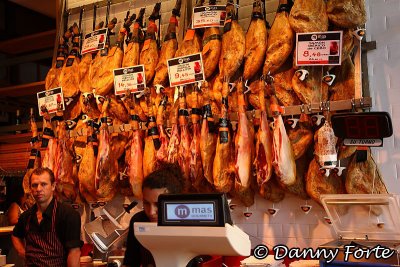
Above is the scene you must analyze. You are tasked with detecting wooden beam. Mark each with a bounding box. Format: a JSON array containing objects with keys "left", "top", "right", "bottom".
[
  {"left": 0, "top": 81, "right": 45, "bottom": 97},
  {"left": 0, "top": 49, "right": 53, "bottom": 67},
  {"left": 0, "top": 30, "right": 56, "bottom": 55}
]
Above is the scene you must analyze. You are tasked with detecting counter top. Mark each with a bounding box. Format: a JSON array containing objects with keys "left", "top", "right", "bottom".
[{"left": 0, "top": 226, "right": 13, "bottom": 236}]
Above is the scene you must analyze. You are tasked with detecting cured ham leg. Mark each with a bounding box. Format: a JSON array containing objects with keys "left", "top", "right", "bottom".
[
  {"left": 45, "top": 27, "right": 72, "bottom": 90},
  {"left": 140, "top": 3, "right": 161, "bottom": 84},
  {"left": 306, "top": 158, "right": 345, "bottom": 205},
  {"left": 54, "top": 119, "right": 77, "bottom": 202},
  {"left": 219, "top": 0, "right": 245, "bottom": 80},
  {"left": 78, "top": 119, "right": 97, "bottom": 202},
  {"left": 156, "top": 96, "right": 170, "bottom": 164},
  {"left": 190, "top": 85, "right": 205, "bottom": 192},
  {"left": 271, "top": 96, "right": 296, "bottom": 187},
  {"left": 90, "top": 18, "right": 119, "bottom": 96},
  {"left": 254, "top": 78, "right": 273, "bottom": 199},
  {"left": 200, "top": 82, "right": 217, "bottom": 189},
  {"left": 289, "top": 0, "right": 328, "bottom": 33},
  {"left": 292, "top": 66, "right": 327, "bottom": 104},
  {"left": 327, "top": 0, "right": 367, "bottom": 28},
  {"left": 23, "top": 111, "right": 41, "bottom": 208},
  {"left": 177, "top": 88, "right": 192, "bottom": 192},
  {"left": 124, "top": 97, "right": 144, "bottom": 199},
  {"left": 213, "top": 79, "right": 236, "bottom": 193},
  {"left": 346, "top": 148, "right": 387, "bottom": 194},
  {"left": 154, "top": 0, "right": 180, "bottom": 87},
  {"left": 79, "top": 21, "right": 104, "bottom": 94},
  {"left": 41, "top": 117, "right": 58, "bottom": 173},
  {"left": 234, "top": 80, "right": 255, "bottom": 207},
  {"left": 143, "top": 99, "right": 160, "bottom": 178},
  {"left": 123, "top": 8, "right": 145, "bottom": 67},
  {"left": 167, "top": 101, "right": 180, "bottom": 164},
  {"left": 329, "top": 57, "right": 355, "bottom": 101},
  {"left": 202, "top": 0, "right": 222, "bottom": 79},
  {"left": 95, "top": 99, "right": 118, "bottom": 201},
  {"left": 287, "top": 114, "right": 313, "bottom": 160},
  {"left": 60, "top": 23, "right": 80, "bottom": 98},
  {"left": 263, "top": 0, "right": 294, "bottom": 75},
  {"left": 243, "top": 0, "right": 268, "bottom": 81}
]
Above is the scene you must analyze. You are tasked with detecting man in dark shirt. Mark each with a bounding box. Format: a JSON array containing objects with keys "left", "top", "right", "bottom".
[
  {"left": 11, "top": 167, "right": 82, "bottom": 267},
  {"left": 123, "top": 163, "right": 184, "bottom": 267}
]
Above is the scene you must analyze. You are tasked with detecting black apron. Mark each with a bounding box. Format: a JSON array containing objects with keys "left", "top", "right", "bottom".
[{"left": 25, "top": 201, "right": 66, "bottom": 267}]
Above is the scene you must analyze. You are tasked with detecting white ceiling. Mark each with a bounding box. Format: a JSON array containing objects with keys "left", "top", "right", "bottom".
[{"left": 9, "top": 0, "right": 56, "bottom": 18}]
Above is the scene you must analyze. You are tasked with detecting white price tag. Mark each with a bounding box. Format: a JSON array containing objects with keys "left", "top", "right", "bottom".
[
  {"left": 37, "top": 87, "right": 65, "bottom": 116},
  {"left": 81, "top": 28, "right": 108, "bottom": 55},
  {"left": 192, "top": 5, "right": 226, "bottom": 28},
  {"left": 343, "top": 139, "right": 383, "bottom": 147},
  {"left": 296, "top": 31, "right": 342, "bottom": 66},
  {"left": 113, "top": 65, "right": 146, "bottom": 95},
  {"left": 168, "top": 53, "right": 205, "bottom": 87}
]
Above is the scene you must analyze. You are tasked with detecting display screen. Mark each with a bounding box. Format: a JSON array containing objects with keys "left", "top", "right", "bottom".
[
  {"left": 165, "top": 202, "right": 216, "bottom": 221},
  {"left": 158, "top": 193, "right": 232, "bottom": 227},
  {"left": 331, "top": 112, "right": 392, "bottom": 139},
  {"left": 344, "top": 115, "right": 380, "bottom": 139}
]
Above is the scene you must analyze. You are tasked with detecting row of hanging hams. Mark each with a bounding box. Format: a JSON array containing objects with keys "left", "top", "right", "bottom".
[{"left": 32, "top": 0, "right": 387, "bottom": 207}]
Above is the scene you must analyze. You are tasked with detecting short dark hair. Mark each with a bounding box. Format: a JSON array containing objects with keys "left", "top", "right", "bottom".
[
  {"left": 142, "top": 162, "right": 183, "bottom": 194},
  {"left": 29, "top": 167, "right": 55, "bottom": 186}
]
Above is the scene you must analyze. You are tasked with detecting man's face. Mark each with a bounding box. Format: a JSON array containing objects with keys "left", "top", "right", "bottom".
[
  {"left": 30, "top": 172, "right": 55, "bottom": 206},
  {"left": 142, "top": 187, "right": 168, "bottom": 222}
]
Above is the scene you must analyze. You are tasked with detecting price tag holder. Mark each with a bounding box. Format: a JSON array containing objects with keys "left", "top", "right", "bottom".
[
  {"left": 37, "top": 87, "right": 65, "bottom": 116},
  {"left": 192, "top": 5, "right": 226, "bottom": 28},
  {"left": 81, "top": 28, "right": 108, "bottom": 55},
  {"left": 168, "top": 53, "right": 205, "bottom": 87},
  {"left": 296, "top": 31, "right": 342, "bottom": 66},
  {"left": 331, "top": 112, "right": 393, "bottom": 147},
  {"left": 113, "top": 65, "right": 146, "bottom": 95}
]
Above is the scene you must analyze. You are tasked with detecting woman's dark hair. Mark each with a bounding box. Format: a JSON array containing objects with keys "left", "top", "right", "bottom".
[
  {"left": 142, "top": 162, "right": 184, "bottom": 194},
  {"left": 29, "top": 167, "right": 55, "bottom": 185}
]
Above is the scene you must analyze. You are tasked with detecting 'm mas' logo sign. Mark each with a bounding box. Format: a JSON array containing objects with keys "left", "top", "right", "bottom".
[
  {"left": 167, "top": 203, "right": 215, "bottom": 221},
  {"left": 175, "top": 205, "right": 191, "bottom": 218}
]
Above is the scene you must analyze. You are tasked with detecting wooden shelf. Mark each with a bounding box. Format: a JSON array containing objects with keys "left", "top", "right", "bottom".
[
  {"left": 0, "top": 30, "right": 56, "bottom": 55},
  {"left": 0, "top": 81, "right": 45, "bottom": 97}
]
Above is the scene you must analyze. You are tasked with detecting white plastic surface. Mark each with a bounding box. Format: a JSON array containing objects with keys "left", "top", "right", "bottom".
[
  {"left": 134, "top": 222, "right": 251, "bottom": 267},
  {"left": 320, "top": 194, "right": 400, "bottom": 240}
]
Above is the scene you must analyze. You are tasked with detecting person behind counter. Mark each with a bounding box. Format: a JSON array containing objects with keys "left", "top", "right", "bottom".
[
  {"left": 123, "top": 162, "right": 184, "bottom": 267},
  {"left": 6, "top": 185, "right": 27, "bottom": 226},
  {"left": 11, "top": 167, "right": 83, "bottom": 267}
]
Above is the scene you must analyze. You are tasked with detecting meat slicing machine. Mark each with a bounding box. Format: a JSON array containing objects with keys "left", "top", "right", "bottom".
[
  {"left": 319, "top": 194, "right": 400, "bottom": 266},
  {"left": 84, "top": 201, "right": 137, "bottom": 261}
]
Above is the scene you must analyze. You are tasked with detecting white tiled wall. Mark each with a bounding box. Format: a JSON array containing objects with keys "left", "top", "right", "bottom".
[
  {"left": 67, "top": 0, "right": 400, "bottom": 250},
  {"left": 366, "top": 0, "right": 400, "bottom": 196}
]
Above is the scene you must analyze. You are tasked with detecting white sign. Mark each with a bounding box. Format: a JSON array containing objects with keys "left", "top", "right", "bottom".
[
  {"left": 167, "top": 53, "right": 205, "bottom": 87},
  {"left": 113, "top": 65, "right": 146, "bottom": 95},
  {"left": 81, "top": 28, "right": 108, "bottom": 55},
  {"left": 37, "top": 87, "right": 65, "bottom": 116},
  {"left": 192, "top": 5, "right": 226, "bottom": 28},
  {"left": 343, "top": 139, "right": 383, "bottom": 147},
  {"left": 165, "top": 203, "right": 215, "bottom": 221},
  {"left": 296, "top": 31, "right": 342, "bottom": 66}
]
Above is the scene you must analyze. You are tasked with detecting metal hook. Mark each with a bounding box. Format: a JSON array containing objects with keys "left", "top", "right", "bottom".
[
  {"left": 154, "top": 84, "right": 164, "bottom": 94},
  {"left": 351, "top": 98, "right": 356, "bottom": 112},
  {"left": 300, "top": 104, "right": 305, "bottom": 114},
  {"left": 243, "top": 80, "right": 250, "bottom": 94},
  {"left": 307, "top": 103, "right": 312, "bottom": 113},
  {"left": 360, "top": 98, "right": 364, "bottom": 109},
  {"left": 228, "top": 82, "right": 236, "bottom": 93}
]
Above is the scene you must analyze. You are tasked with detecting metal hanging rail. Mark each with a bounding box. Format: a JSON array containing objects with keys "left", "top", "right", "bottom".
[
  {"left": 65, "top": 97, "right": 372, "bottom": 138},
  {"left": 67, "top": 0, "right": 133, "bottom": 16}
]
